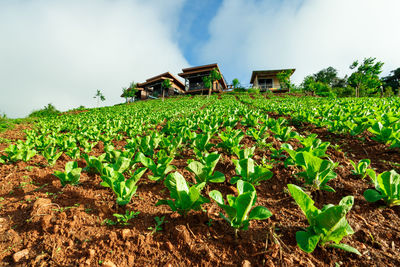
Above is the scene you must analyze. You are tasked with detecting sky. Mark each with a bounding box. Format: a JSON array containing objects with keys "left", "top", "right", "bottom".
[{"left": 1, "top": 0, "right": 400, "bottom": 118}]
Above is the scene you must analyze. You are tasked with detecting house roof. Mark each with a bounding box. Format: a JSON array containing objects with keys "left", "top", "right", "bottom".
[
  {"left": 138, "top": 72, "right": 185, "bottom": 92},
  {"left": 178, "top": 63, "right": 227, "bottom": 89},
  {"left": 250, "top": 69, "right": 296, "bottom": 84}
]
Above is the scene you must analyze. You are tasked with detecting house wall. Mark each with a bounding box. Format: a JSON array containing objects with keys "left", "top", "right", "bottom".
[{"left": 254, "top": 75, "right": 281, "bottom": 89}]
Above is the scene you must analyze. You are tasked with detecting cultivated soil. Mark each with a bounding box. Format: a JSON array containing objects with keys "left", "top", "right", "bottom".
[{"left": 0, "top": 99, "right": 399, "bottom": 266}]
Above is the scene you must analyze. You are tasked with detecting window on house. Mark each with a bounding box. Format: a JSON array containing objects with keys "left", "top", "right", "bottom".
[{"left": 258, "top": 79, "right": 273, "bottom": 89}]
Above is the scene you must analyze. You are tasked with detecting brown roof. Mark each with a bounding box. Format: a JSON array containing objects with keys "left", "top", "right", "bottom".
[
  {"left": 178, "top": 63, "right": 227, "bottom": 89},
  {"left": 250, "top": 69, "right": 296, "bottom": 84},
  {"left": 137, "top": 72, "right": 185, "bottom": 92}
]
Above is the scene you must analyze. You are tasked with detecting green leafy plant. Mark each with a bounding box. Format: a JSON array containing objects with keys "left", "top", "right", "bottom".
[
  {"left": 53, "top": 161, "right": 82, "bottom": 186},
  {"left": 186, "top": 153, "right": 225, "bottom": 183},
  {"left": 113, "top": 210, "right": 140, "bottom": 225},
  {"left": 209, "top": 180, "right": 272, "bottom": 238},
  {"left": 363, "top": 170, "right": 400, "bottom": 207},
  {"left": 42, "top": 146, "right": 63, "bottom": 166},
  {"left": 287, "top": 184, "right": 360, "bottom": 255},
  {"left": 293, "top": 152, "right": 338, "bottom": 192},
  {"left": 137, "top": 152, "right": 175, "bottom": 182},
  {"left": 100, "top": 167, "right": 146, "bottom": 205},
  {"left": 156, "top": 172, "right": 209, "bottom": 216},
  {"left": 148, "top": 216, "right": 167, "bottom": 234},
  {"left": 2, "top": 143, "right": 36, "bottom": 163},
  {"left": 230, "top": 158, "right": 273, "bottom": 185},
  {"left": 218, "top": 128, "right": 244, "bottom": 155},
  {"left": 136, "top": 133, "right": 162, "bottom": 157},
  {"left": 349, "top": 159, "right": 371, "bottom": 178}
]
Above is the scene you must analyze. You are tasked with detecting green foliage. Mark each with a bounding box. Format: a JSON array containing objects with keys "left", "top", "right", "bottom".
[
  {"left": 209, "top": 180, "right": 272, "bottom": 237},
  {"left": 277, "top": 70, "right": 294, "bottom": 91},
  {"left": 42, "top": 146, "right": 63, "bottom": 166},
  {"left": 100, "top": 167, "right": 146, "bottom": 205},
  {"left": 349, "top": 159, "right": 370, "bottom": 178},
  {"left": 137, "top": 152, "right": 175, "bottom": 182},
  {"left": 230, "top": 158, "right": 273, "bottom": 185},
  {"left": 2, "top": 142, "right": 36, "bottom": 163},
  {"left": 218, "top": 127, "right": 245, "bottom": 154},
  {"left": 113, "top": 210, "right": 140, "bottom": 225},
  {"left": 363, "top": 170, "right": 400, "bottom": 207},
  {"left": 186, "top": 153, "right": 225, "bottom": 183},
  {"left": 287, "top": 184, "right": 360, "bottom": 255},
  {"left": 29, "top": 103, "right": 60, "bottom": 118},
  {"left": 232, "top": 78, "right": 240, "bottom": 88},
  {"left": 148, "top": 216, "right": 167, "bottom": 234},
  {"left": 348, "top": 57, "right": 384, "bottom": 97},
  {"left": 293, "top": 152, "right": 338, "bottom": 192},
  {"left": 156, "top": 172, "right": 209, "bottom": 216},
  {"left": 247, "top": 88, "right": 260, "bottom": 94},
  {"left": 53, "top": 161, "right": 82, "bottom": 186}
]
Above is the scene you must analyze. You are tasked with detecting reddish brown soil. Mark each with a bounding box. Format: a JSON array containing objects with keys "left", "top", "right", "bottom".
[{"left": 1, "top": 105, "right": 400, "bottom": 266}]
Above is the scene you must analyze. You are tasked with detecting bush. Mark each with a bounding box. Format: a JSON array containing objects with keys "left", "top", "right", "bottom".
[
  {"left": 332, "top": 86, "right": 354, "bottom": 97},
  {"left": 29, "top": 103, "right": 60, "bottom": 118},
  {"left": 233, "top": 87, "right": 247, "bottom": 93},
  {"left": 247, "top": 88, "right": 260, "bottom": 94}
]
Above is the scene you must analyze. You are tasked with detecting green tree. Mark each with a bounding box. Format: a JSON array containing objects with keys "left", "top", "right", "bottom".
[
  {"left": 93, "top": 90, "right": 106, "bottom": 107},
  {"left": 121, "top": 87, "right": 129, "bottom": 103},
  {"left": 348, "top": 57, "right": 384, "bottom": 97},
  {"left": 277, "top": 70, "right": 294, "bottom": 92},
  {"left": 382, "top": 67, "right": 400, "bottom": 96},
  {"left": 161, "top": 79, "right": 172, "bottom": 102},
  {"left": 203, "top": 68, "right": 222, "bottom": 97},
  {"left": 232, "top": 78, "right": 240, "bottom": 89}
]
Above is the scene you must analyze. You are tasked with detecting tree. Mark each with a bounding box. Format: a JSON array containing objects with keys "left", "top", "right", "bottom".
[
  {"left": 121, "top": 87, "right": 128, "bottom": 103},
  {"left": 277, "top": 70, "right": 293, "bottom": 92},
  {"left": 232, "top": 78, "right": 240, "bottom": 89},
  {"left": 161, "top": 79, "right": 172, "bottom": 102},
  {"left": 93, "top": 90, "right": 105, "bottom": 107},
  {"left": 203, "top": 68, "right": 222, "bottom": 97},
  {"left": 301, "top": 76, "right": 334, "bottom": 97},
  {"left": 348, "top": 57, "right": 384, "bottom": 97},
  {"left": 382, "top": 67, "right": 400, "bottom": 96}
]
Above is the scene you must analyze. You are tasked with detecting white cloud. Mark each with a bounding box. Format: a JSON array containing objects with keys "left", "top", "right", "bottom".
[
  {"left": 0, "top": 0, "right": 188, "bottom": 118},
  {"left": 201, "top": 0, "right": 400, "bottom": 85}
]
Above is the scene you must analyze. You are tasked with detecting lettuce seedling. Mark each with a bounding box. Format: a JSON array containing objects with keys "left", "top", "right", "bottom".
[
  {"left": 209, "top": 180, "right": 272, "bottom": 238},
  {"left": 136, "top": 133, "right": 162, "bottom": 157},
  {"left": 295, "top": 134, "right": 330, "bottom": 158},
  {"left": 2, "top": 143, "right": 36, "bottom": 163},
  {"left": 137, "top": 152, "right": 175, "bottom": 182},
  {"left": 100, "top": 167, "right": 146, "bottom": 205},
  {"left": 186, "top": 153, "right": 225, "bottom": 183},
  {"left": 233, "top": 146, "right": 255, "bottom": 160},
  {"left": 230, "top": 158, "right": 273, "bottom": 186},
  {"left": 294, "top": 152, "right": 338, "bottom": 192},
  {"left": 287, "top": 184, "right": 360, "bottom": 255},
  {"left": 218, "top": 128, "right": 245, "bottom": 155},
  {"left": 363, "top": 170, "right": 400, "bottom": 207},
  {"left": 349, "top": 159, "right": 371, "bottom": 179},
  {"left": 83, "top": 154, "right": 104, "bottom": 174},
  {"left": 156, "top": 172, "right": 209, "bottom": 216},
  {"left": 113, "top": 210, "right": 140, "bottom": 225},
  {"left": 193, "top": 133, "right": 213, "bottom": 154},
  {"left": 53, "top": 161, "right": 82, "bottom": 186},
  {"left": 42, "top": 146, "right": 63, "bottom": 166}
]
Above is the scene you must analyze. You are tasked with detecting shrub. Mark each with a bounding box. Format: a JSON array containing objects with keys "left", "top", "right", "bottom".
[{"left": 29, "top": 103, "right": 60, "bottom": 118}]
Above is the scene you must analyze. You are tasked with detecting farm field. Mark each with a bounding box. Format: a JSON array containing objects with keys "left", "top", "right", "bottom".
[{"left": 0, "top": 93, "right": 399, "bottom": 266}]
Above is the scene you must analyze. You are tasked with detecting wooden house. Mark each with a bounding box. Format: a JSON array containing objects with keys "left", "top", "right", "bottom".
[
  {"left": 250, "top": 69, "right": 295, "bottom": 92},
  {"left": 137, "top": 72, "right": 185, "bottom": 99},
  {"left": 178, "top": 63, "right": 227, "bottom": 94}
]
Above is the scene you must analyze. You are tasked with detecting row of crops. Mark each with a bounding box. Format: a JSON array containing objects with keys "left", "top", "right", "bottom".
[
  {"left": 240, "top": 94, "right": 400, "bottom": 148},
  {"left": 1, "top": 93, "right": 399, "bottom": 261}
]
